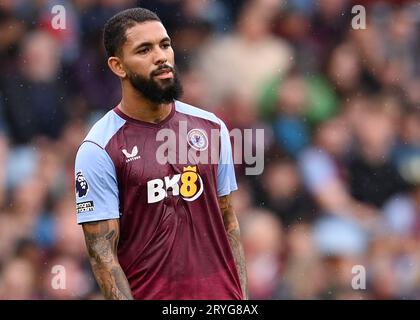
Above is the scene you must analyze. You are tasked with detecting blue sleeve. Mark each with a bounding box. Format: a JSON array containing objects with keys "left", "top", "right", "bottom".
[
  {"left": 74, "top": 141, "right": 120, "bottom": 224},
  {"left": 217, "top": 119, "right": 238, "bottom": 196}
]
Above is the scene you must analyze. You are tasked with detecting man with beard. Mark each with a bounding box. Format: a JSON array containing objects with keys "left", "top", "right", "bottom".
[{"left": 74, "top": 8, "right": 247, "bottom": 300}]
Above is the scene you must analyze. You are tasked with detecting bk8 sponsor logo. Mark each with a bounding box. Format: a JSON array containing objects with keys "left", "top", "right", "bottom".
[{"left": 147, "top": 166, "right": 204, "bottom": 203}]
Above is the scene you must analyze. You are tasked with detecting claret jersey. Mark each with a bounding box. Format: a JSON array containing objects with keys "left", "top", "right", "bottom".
[{"left": 75, "top": 100, "right": 242, "bottom": 299}]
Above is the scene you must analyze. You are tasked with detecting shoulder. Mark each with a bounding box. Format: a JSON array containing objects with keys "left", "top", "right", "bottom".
[
  {"left": 83, "top": 109, "right": 126, "bottom": 149},
  {"left": 174, "top": 100, "right": 224, "bottom": 128}
]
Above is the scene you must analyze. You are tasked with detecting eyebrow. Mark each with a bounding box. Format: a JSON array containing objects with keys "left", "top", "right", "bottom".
[{"left": 132, "top": 37, "right": 171, "bottom": 52}]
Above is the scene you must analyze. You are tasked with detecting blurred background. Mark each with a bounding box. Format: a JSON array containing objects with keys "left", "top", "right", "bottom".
[{"left": 0, "top": 0, "right": 420, "bottom": 299}]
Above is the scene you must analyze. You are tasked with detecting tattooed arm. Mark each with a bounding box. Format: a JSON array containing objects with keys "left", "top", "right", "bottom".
[
  {"left": 218, "top": 194, "right": 249, "bottom": 300},
  {"left": 82, "top": 219, "right": 133, "bottom": 300}
]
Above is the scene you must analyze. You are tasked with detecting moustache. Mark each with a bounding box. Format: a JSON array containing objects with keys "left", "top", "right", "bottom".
[{"left": 151, "top": 65, "right": 175, "bottom": 77}]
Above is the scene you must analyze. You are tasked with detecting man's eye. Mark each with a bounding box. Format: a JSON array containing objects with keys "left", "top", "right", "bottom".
[
  {"left": 138, "top": 48, "right": 150, "bottom": 54},
  {"left": 162, "top": 43, "right": 171, "bottom": 49}
]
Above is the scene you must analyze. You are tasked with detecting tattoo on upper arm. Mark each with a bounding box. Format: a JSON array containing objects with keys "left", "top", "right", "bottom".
[
  {"left": 218, "top": 195, "right": 249, "bottom": 300},
  {"left": 84, "top": 221, "right": 117, "bottom": 264},
  {"left": 82, "top": 219, "right": 133, "bottom": 300}
]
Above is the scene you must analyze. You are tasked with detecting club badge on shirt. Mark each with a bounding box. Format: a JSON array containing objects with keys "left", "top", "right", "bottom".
[{"left": 187, "top": 128, "right": 208, "bottom": 151}]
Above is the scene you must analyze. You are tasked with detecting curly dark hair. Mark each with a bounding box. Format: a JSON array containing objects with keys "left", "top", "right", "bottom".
[{"left": 103, "top": 7, "right": 161, "bottom": 57}]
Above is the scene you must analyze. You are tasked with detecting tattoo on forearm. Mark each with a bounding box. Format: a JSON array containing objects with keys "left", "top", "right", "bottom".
[
  {"left": 219, "top": 196, "right": 249, "bottom": 300},
  {"left": 83, "top": 220, "right": 133, "bottom": 300}
]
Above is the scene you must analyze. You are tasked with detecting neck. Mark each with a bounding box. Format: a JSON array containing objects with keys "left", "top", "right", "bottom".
[{"left": 119, "top": 83, "right": 173, "bottom": 124}]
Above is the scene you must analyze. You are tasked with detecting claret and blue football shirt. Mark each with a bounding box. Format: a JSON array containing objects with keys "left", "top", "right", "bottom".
[{"left": 75, "top": 100, "right": 242, "bottom": 299}]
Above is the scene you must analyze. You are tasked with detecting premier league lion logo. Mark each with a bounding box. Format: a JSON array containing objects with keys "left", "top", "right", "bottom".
[{"left": 75, "top": 171, "right": 89, "bottom": 198}]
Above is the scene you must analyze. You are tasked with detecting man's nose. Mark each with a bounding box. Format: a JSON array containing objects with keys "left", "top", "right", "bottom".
[{"left": 154, "top": 46, "right": 167, "bottom": 65}]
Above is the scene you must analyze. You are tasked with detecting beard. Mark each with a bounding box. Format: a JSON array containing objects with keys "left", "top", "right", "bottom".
[{"left": 126, "top": 66, "right": 183, "bottom": 104}]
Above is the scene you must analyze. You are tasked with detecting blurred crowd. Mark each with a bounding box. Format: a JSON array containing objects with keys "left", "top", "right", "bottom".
[{"left": 0, "top": 0, "right": 420, "bottom": 299}]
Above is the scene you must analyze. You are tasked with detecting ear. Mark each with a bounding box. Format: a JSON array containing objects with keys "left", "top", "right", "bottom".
[{"left": 107, "top": 56, "right": 127, "bottom": 78}]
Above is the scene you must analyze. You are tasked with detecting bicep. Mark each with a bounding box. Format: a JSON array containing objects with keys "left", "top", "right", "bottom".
[{"left": 82, "top": 218, "right": 120, "bottom": 264}]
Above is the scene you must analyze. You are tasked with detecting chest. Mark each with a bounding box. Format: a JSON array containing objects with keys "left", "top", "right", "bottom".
[{"left": 107, "top": 122, "right": 219, "bottom": 203}]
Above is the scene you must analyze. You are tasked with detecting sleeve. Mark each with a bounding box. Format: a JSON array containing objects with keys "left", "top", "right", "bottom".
[
  {"left": 217, "top": 119, "right": 238, "bottom": 197},
  {"left": 74, "top": 141, "right": 120, "bottom": 224}
]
